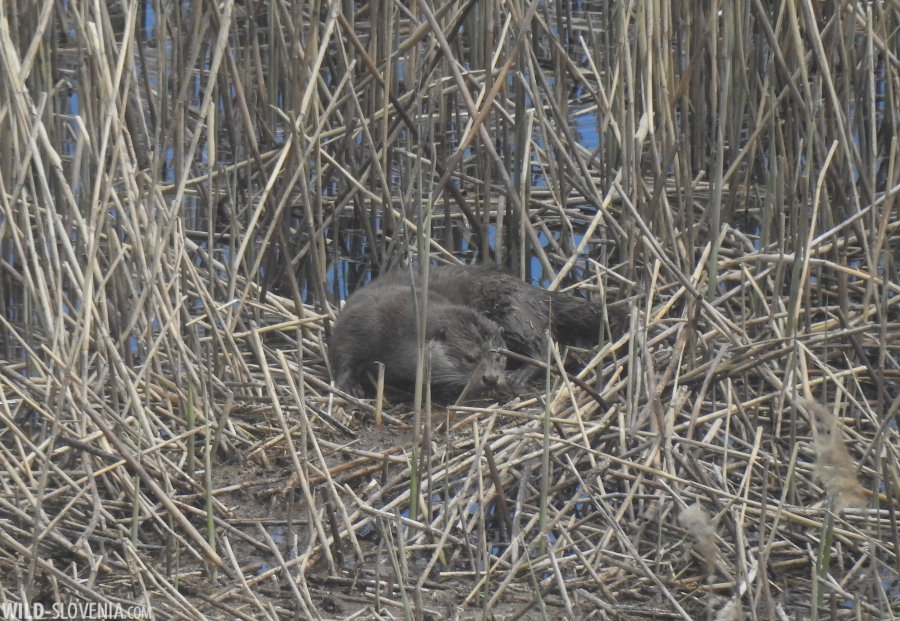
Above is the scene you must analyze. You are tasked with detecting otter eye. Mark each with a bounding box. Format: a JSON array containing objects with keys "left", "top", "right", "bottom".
[{"left": 464, "top": 353, "right": 478, "bottom": 363}]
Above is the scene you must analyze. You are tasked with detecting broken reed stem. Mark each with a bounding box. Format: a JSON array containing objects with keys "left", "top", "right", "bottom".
[{"left": 0, "top": 0, "right": 897, "bottom": 618}]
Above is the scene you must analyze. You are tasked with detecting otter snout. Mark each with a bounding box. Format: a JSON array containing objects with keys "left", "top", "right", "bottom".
[{"left": 482, "top": 372, "right": 500, "bottom": 387}]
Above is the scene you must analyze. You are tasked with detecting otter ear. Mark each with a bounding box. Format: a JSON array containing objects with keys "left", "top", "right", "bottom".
[{"left": 436, "top": 326, "right": 448, "bottom": 341}]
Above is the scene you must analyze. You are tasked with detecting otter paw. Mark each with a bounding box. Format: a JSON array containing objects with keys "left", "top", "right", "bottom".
[
  {"left": 507, "top": 366, "right": 540, "bottom": 389},
  {"left": 335, "top": 373, "right": 365, "bottom": 398}
]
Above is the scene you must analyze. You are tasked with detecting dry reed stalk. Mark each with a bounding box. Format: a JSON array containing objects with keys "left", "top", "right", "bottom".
[{"left": 0, "top": 0, "right": 898, "bottom": 618}]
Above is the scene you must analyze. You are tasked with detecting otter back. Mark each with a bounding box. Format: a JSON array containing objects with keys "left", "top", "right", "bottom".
[
  {"left": 374, "top": 264, "right": 608, "bottom": 364},
  {"left": 329, "top": 282, "right": 507, "bottom": 400}
]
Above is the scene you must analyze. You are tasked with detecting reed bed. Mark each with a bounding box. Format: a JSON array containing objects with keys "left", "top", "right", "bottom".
[{"left": 1, "top": 0, "right": 898, "bottom": 618}]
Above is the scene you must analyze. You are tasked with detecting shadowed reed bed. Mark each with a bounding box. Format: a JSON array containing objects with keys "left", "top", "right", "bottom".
[{"left": 0, "top": 0, "right": 898, "bottom": 618}]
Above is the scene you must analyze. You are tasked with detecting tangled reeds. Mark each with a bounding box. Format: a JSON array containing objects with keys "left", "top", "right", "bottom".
[{"left": 0, "top": 0, "right": 898, "bottom": 618}]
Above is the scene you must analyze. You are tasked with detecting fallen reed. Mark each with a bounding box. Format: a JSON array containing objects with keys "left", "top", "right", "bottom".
[{"left": 0, "top": 0, "right": 898, "bottom": 618}]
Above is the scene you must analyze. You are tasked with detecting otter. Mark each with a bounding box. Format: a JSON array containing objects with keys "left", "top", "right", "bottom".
[
  {"left": 372, "top": 264, "right": 609, "bottom": 384},
  {"left": 329, "top": 281, "right": 507, "bottom": 400},
  {"left": 331, "top": 265, "right": 603, "bottom": 398}
]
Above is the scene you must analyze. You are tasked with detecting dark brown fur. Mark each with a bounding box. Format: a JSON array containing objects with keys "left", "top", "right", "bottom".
[
  {"left": 329, "top": 281, "right": 507, "bottom": 400},
  {"left": 373, "top": 264, "right": 608, "bottom": 384}
]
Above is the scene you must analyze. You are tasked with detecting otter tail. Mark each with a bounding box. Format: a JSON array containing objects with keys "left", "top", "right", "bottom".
[{"left": 548, "top": 292, "right": 605, "bottom": 347}]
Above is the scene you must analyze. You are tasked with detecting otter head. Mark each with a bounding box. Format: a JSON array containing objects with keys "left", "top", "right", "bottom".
[{"left": 427, "top": 309, "right": 507, "bottom": 399}]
